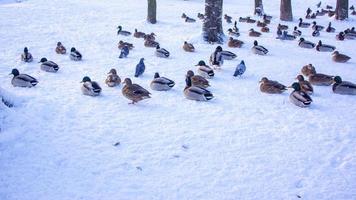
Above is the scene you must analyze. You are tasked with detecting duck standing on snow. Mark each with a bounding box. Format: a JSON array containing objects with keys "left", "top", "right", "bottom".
[
  {"left": 134, "top": 29, "right": 146, "bottom": 38},
  {"left": 289, "top": 82, "right": 313, "bottom": 108},
  {"left": 209, "top": 46, "right": 223, "bottom": 68},
  {"left": 9, "top": 68, "right": 38, "bottom": 87},
  {"left": 122, "top": 78, "right": 151, "bottom": 104},
  {"left": 259, "top": 77, "right": 287, "bottom": 94},
  {"left": 228, "top": 37, "right": 243, "bottom": 48},
  {"left": 252, "top": 40, "right": 268, "bottom": 55},
  {"left": 117, "top": 26, "right": 131, "bottom": 36},
  {"left": 21, "top": 47, "right": 33, "bottom": 62},
  {"left": 69, "top": 47, "right": 82, "bottom": 61},
  {"left": 332, "top": 76, "right": 356, "bottom": 95},
  {"left": 316, "top": 40, "right": 336, "bottom": 52},
  {"left": 134, "top": 58, "right": 145, "bottom": 77},
  {"left": 118, "top": 41, "right": 134, "bottom": 50},
  {"left": 195, "top": 60, "right": 214, "bottom": 79},
  {"left": 184, "top": 74, "right": 214, "bottom": 101},
  {"left": 296, "top": 75, "right": 313, "bottom": 95},
  {"left": 150, "top": 72, "right": 175, "bottom": 91},
  {"left": 81, "top": 76, "right": 102, "bottom": 96},
  {"left": 155, "top": 45, "right": 170, "bottom": 58},
  {"left": 186, "top": 70, "right": 210, "bottom": 88},
  {"left": 293, "top": 26, "right": 302, "bottom": 37},
  {"left": 183, "top": 41, "right": 195, "bottom": 52},
  {"left": 298, "top": 38, "right": 315, "bottom": 49},
  {"left": 55, "top": 42, "right": 66, "bottom": 54},
  {"left": 298, "top": 18, "right": 310, "bottom": 28},
  {"left": 105, "top": 68, "right": 121, "bottom": 87},
  {"left": 39, "top": 58, "right": 59, "bottom": 73},
  {"left": 326, "top": 22, "right": 336, "bottom": 33},
  {"left": 119, "top": 46, "right": 129, "bottom": 59},
  {"left": 332, "top": 51, "right": 351, "bottom": 63},
  {"left": 249, "top": 29, "right": 262, "bottom": 37},
  {"left": 233, "top": 60, "right": 246, "bottom": 77},
  {"left": 144, "top": 33, "right": 156, "bottom": 41}
]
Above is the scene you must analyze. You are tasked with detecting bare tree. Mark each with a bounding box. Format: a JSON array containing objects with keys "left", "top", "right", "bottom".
[
  {"left": 280, "top": 0, "right": 293, "bottom": 21},
  {"left": 203, "top": 0, "right": 224, "bottom": 43},
  {"left": 254, "top": 0, "right": 264, "bottom": 15},
  {"left": 147, "top": 0, "right": 157, "bottom": 24},
  {"left": 335, "top": 0, "right": 348, "bottom": 20}
]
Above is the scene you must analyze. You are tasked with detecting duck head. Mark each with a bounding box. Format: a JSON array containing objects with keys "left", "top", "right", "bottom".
[
  {"left": 195, "top": 60, "right": 206, "bottom": 66},
  {"left": 290, "top": 82, "right": 301, "bottom": 91},
  {"left": 71, "top": 47, "right": 76, "bottom": 52},
  {"left": 154, "top": 72, "right": 160, "bottom": 78},
  {"left": 312, "top": 21, "right": 317, "bottom": 25},
  {"left": 296, "top": 75, "right": 305, "bottom": 81},
  {"left": 57, "top": 42, "right": 62, "bottom": 46},
  {"left": 215, "top": 46, "right": 222, "bottom": 52},
  {"left": 259, "top": 77, "right": 268, "bottom": 83},
  {"left": 117, "top": 25, "right": 122, "bottom": 30},
  {"left": 81, "top": 76, "right": 91, "bottom": 83},
  {"left": 9, "top": 68, "right": 20, "bottom": 76},
  {"left": 39, "top": 57, "right": 48, "bottom": 63},
  {"left": 123, "top": 78, "right": 132, "bottom": 86},
  {"left": 108, "top": 68, "right": 117, "bottom": 74},
  {"left": 299, "top": 38, "right": 305, "bottom": 42},
  {"left": 253, "top": 40, "right": 258, "bottom": 46},
  {"left": 24, "top": 47, "right": 28, "bottom": 53},
  {"left": 333, "top": 76, "right": 342, "bottom": 84}
]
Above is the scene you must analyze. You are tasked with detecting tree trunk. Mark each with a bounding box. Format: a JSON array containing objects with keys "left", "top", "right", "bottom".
[
  {"left": 147, "top": 0, "right": 157, "bottom": 24},
  {"left": 280, "top": 0, "right": 293, "bottom": 21},
  {"left": 254, "top": 0, "right": 264, "bottom": 15},
  {"left": 335, "top": 0, "right": 348, "bottom": 20},
  {"left": 203, "top": 0, "right": 224, "bottom": 43}
]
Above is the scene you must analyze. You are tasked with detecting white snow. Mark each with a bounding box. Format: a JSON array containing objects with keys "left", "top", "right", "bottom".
[{"left": 1, "top": 0, "right": 356, "bottom": 199}]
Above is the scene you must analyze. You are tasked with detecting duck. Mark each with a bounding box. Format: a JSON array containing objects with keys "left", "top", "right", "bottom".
[
  {"left": 312, "top": 21, "right": 324, "bottom": 31},
  {"left": 298, "top": 18, "right": 310, "bottom": 28},
  {"left": 246, "top": 17, "right": 256, "bottom": 23},
  {"left": 344, "top": 31, "right": 356, "bottom": 40},
  {"left": 298, "top": 38, "right": 315, "bottom": 49},
  {"left": 259, "top": 77, "right": 287, "bottom": 94},
  {"left": 39, "top": 58, "right": 59, "bottom": 73},
  {"left": 332, "top": 51, "right": 351, "bottom": 63},
  {"left": 134, "top": 58, "right": 145, "bottom": 77},
  {"left": 263, "top": 14, "right": 272, "bottom": 21},
  {"left": 133, "top": 29, "right": 146, "bottom": 38},
  {"left": 209, "top": 46, "right": 223, "bottom": 68},
  {"left": 228, "top": 37, "right": 243, "bottom": 48},
  {"left": 249, "top": 29, "right": 262, "bottom": 37},
  {"left": 144, "top": 33, "right": 156, "bottom": 41},
  {"left": 184, "top": 75, "right": 213, "bottom": 101},
  {"left": 105, "top": 68, "right": 121, "bottom": 87},
  {"left": 301, "top": 64, "right": 316, "bottom": 77},
  {"left": 183, "top": 41, "right": 195, "bottom": 52},
  {"left": 224, "top": 14, "right": 232, "bottom": 23},
  {"left": 352, "top": 10, "right": 356, "bottom": 15},
  {"left": 119, "top": 46, "right": 129, "bottom": 59},
  {"left": 326, "top": 5, "right": 333, "bottom": 10},
  {"left": 239, "top": 17, "right": 248, "bottom": 22},
  {"left": 316, "top": 40, "right": 336, "bottom": 52},
  {"left": 336, "top": 32, "right": 345, "bottom": 41},
  {"left": 308, "top": 72, "right": 334, "bottom": 86},
  {"left": 81, "top": 76, "right": 102, "bottom": 96},
  {"left": 227, "top": 28, "right": 240, "bottom": 37},
  {"left": 252, "top": 40, "right": 268, "bottom": 55},
  {"left": 316, "top": 10, "right": 325, "bottom": 16},
  {"left": 312, "top": 30, "right": 320, "bottom": 37},
  {"left": 278, "top": 24, "right": 289, "bottom": 30},
  {"left": 117, "top": 26, "right": 131, "bottom": 36},
  {"left": 182, "top": 13, "right": 196, "bottom": 23},
  {"left": 186, "top": 70, "right": 210, "bottom": 88},
  {"left": 332, "top": 76, "right": 356, "bottom": 95},
  {"left": 261, "top": 26, "right": 270, "bottom": 33},
  {"left": 118, "top": 41, "right": 134, "bottom": 50},
  {"left": 233, "top": 21, "right": 239, "bottom": 32},
  {"left": 195, "top": 60, "right": 214, "bottom": 79},
  {"left": 122, "top": 78, "right": 151, "bottom": 104},
  {"left": 220, "top": 50, "right": 237, "bottom": 60},
  {"left": 276, "top": 28, "right": 283, "bottom": 39},
  {"left": 144, "top": 38, "right": 159, "bottom": 48},
  {"left": 282, "top": 31, "right": 296, "bottom": 40},
  {"left": 197, "top": 13, "right": 205, "bottom": 20},
  {"left": 306, "top": 8, "right": 312, "bottom": 18},
  {"left": 155, "top": 45, "right": 170, "bottom": 58},
  {"left": 257, "top": 21, "right": 267, "bottom": 27},
  {"left": 326, "top": 22, "right": 335, "bottom": 33},
  {"left": 55, "top": 42, "right": 66, "bottom": 54},
  {"left": 293, "top": 26, "right": 302, "bottom": 37},
  {"left": 150, "top": 72, "right": 175, "bottom": 91},
  {"left": 9, "top": 68, "right": 38, "bottom": 87},
  {"left": 289, "top": 82, "right": 313, "bottom": 108},
  {"left": 310, "top": 13, "right": 317, "bottom": 19},
  {"left": 21, "top": 47, "right": 33, "bottom": 62},
  {"left": 327, "top": 10, "right": 336, "bottom": 17},
  {"left": 69, "top": 47, "right": 82, "bottom": 61},
  {"left": 233, "top": 60, "right": 246, "bottom": 77},
  {"left": 296, "top": 75, "right": 313, "bottom": 95}
]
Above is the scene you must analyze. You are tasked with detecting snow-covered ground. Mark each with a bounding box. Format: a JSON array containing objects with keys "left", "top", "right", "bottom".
[{"left": 1, "top": 0, "right": 356, "bottom": 199}]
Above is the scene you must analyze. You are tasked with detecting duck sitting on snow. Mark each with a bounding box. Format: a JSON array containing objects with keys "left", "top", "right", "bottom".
[
  {"left": 298, "top": 18, "right": 310, "bottom": 28},
  {"left": 261, "top": 27, "right": 270, "bottom": 33},
  {"left": 155, "top": 45, "right": 170, "bottom": 58},
  {"left": 257, "top": 21, "right": 267, "bottom": 27},
  {"left": 298, "top": 38, "right": 315, "bottom": 49},
  {"left": 252, "top": 40, "right": 268, "bottom": 55},
  {"left": 332, "top": 51, "right": 351, "bottom": 63},
  {"left": 117, "top": 26, "right": 131, "bottom": 36},
  {"left": 81, "top": 76, "right": 101, "bottom": 96},
  {"left": 9, "top": 68, "right": 38, "bottom": 87},
  {"left": 39, "top": 58, "right": 59, "bottom": 73},
  {"left": 118, "top": 40, "right": 134, "bottom": 50},
  {"left": 259, "top": 77, "right": 287, "bottom": 94},
  {"left": 134, "top": 29, "right": 146, "bottom": 38},
  {"left": 296, "top": 75, "right": 313, "bottom": 95},
  {"left": 301, "top": 64, "right": 316, "bottom": 77},
  {"left": 293, "top": 27, "right": 302, "bottom": 37},
  {"left": 249, "top": 29, "right": 262, "bottom": 37},
  {"left": 312, "top": 30, "right": 320, "bottom": 37},
  {"left": 184, "top": 74, "right": 214, "bottom": 101},
  {"left": 144, "top": 38, "right": 159, "bottom": 48},
  {"left": 150, "top": 72, "right": 175, "bottom": 91},
  {"left": 21, "top": 47, "right": 33, "bottom": 62},
  {"left": 70, "top": 47, "right": 82, "bottom": 61},
  {"left": 122, "top": 78, "right": 151, "bottom": 104},
  {"left": 105, "top": 68, "right": 121, "bottom": 87},
  {"left": 183, "top": 41, "right": 195, "bottom": 52},
  {"left": 282, "top": 31, "right": 296, "bottom": 40},
  {"left": 209, "top": 46, "right": 223, "bottom": 68},
  {"left": 289, "top": 82, "right": 313, "bottom": 108},
  {"left": 336, "top": 32, "right": 345, "bottom": 41},
  {"left": 186, "top": 70, "right": 210, "bottom": 88},
  {"left": 224, "top": 14, "right": 232, "bottom": 23},
  {"left": 312, "top": 21, "right": 324, "bottom": 31},
  {"left": 55, "top": 42, "right": 66, "bottom": 54},
  {"left": 227, "top": 28, "right": 240, "bottom": 37},
  {"left": 195, "top": 60, "right": 214, "bottom": 79},
  {"left": 308, "top": 72, "right": 334, "bottom": 86},
  {"left": 228, "top": 37, "right": 243, "bottom": 48},
  {"left": 182, "top": 13, "right": 196, "bottom": 23},
  {"left": 332, "top": 76, "right": 356, "bottom": 95},
  {"left": 220, "top": 50, "right": 237, "bottom": 60},
  {"left": 144, "top": 33, "right": 156, "bottom": 41},
  {"left": 326, "top": 22, "right": 335, "bottom": 33},
  {"left": 316, "top": 40, "right": 336, "bottom": 52},
  {"left": 278, "top": 23, "right": 289, "bottom": 30}
]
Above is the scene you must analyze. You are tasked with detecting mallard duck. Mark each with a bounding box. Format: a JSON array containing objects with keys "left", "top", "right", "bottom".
[
  {"left": 316, "top": 40, "right": 336, "bottom": 52},
  {"left": 249, "top": 29, "right": 262, "bottom": 37},
  {"left": 257, "top": 21, "right": 267, "bottom": 27},
  {"left": 197, "top": 13, "right": 205, "bottom": 20},
  {"left": 332, "top": 76, "right": 356, "bottom": 95},
  {"left": 344, "top": 31, "right": 356, "bottom": 40},
  {"left": 133, "top": 29, "right": 146, "bottom": 38},
  {"left": 183, "top": 41, "right": 195, "bottom": 52},
  {"left": 184, "top": 75, "right": 213, "bottom": 101},
  {"left": 263, "top": 14, "right": 272, "bottom": 21},
  {"left": 69, "top": 47, "right": 82, "bottom": 61},
  {"left": 312, "top": 21, "right": 324, "bottom": 31},
  {"left": 105, "top": 68, "right": 121, "bottom": 87},
  {"left": 298, "top": 18, "right": 310, "bottom": 28},
  {"left": 326, "top": 5, "right": 333, "bottom": 9},
  {"left": 81, "top": 76, "right": 101, "bottom": 96},
  {"left": 182, "top": 13, "right": 196, "bottom": 23},
  {"left": 289, "top": 82, "right": 313, "bottom": 107},
  {"left": 259, "top": 77, "right": 287, "bottom": 94},
  {"left": 312, "top": 30, "right": 320, "bottom": 37},
  {"left": 252, "top": 40, "right": 268, "bottom": 55},
  {"left": 239, "top": 17, "right": 248, "bottom": 22},
  {"left": 332, "top": 51, "right": 351, "bottom": 63},
  {"left": 220, "top": 50, "right": 237, "bottom": 60},
  {"left": 327, "top": 10, "right": 335, "bottom": 17},
  {"left": 278, "top": 24, "right": 289, "bottom": 30},
  {"left": 155, "top": 45, "right": 170, "bottom": 58},
  {"left": 310, "top": 13, "right": 317, "bottom": 19},
  {"left": 21, "top": 47, "right": 33, "bottom": 62},
  {"left": 308, "top": 73, "right": 334, "bottom": 86},
  {"left": 261, "top": 27, "right": 270, "bottom": 33},
  {"left": 224, "top": 14, "right": 232, "bottom": 23},
  {"left": 195, "top": 60, "right": 214, "bottom": 79},
  {"left": 336, "top": 32, "right": 345, "bottom": 41},
  {"left": 144, "top": 38, "right": 159, "bottom": 48},
  {"left": 117, "top": 26, "right": 131, "bottom": 36},
  {"left": 227, "top": 28, "right": 240, "bottom": 37},
  {"left": 186, "top": 70, "right": 210, "bottom": 88},
  {"left": 144, "top": 33, "right": 156, "bottom": 41},
  {"left": 306, "top": 8, "right": 312, "bottom": 17},
  {"left": 296, "top": 75, "right": 313, "bottom": 95},
  {"left": 326, "top": 22, "right": 335, "bottom": 33},
  {"left": 293, "top": 26, "right": 302, "bottom": 37},
  {"left": 9, "top": 68, "right": 38, "bottom": 87},
  {"left": 118, "top": 41, "right": 134, "bottom": 50},
  {"left": 39, "top": 58, "right": 59, "bottom": 73},
  {"left": 150, "top": 72, "right": 175, "bottom": 91},
  {"left": 282, "top": 31, "right": 296, "bottom": 40},
  {"left": 246, "top": 17, "right": 256, "bottom": 23},
  {"left": 316, "top": 10, "right": 325, "bottom": 16},
  {"left": 135, "top": 58, "right": 145, "bottom": 77},
  {"left": 209, "top": 46, "right": 223, "bottom": 68},
  {"left": 233, "top": 60, "right": 246, "bottom": 77},
  {"left": 122, "top": 78, "right": 151, "bottom": 104},
  {"left": 233, "top": 21, "right": 239, "bottom": 32},
  {"left": 276, "top": 28, "right": 283, "bottom": 39},
  {"left": 299, "top": 38, "right": 315, "bottom": 49},
  {"left": 301, "top": 64, "right": 316, "bottom": 77},
  {"left": 228, "top": 37, "right": 243, "bottom": 48},
  {"left": 55, "top": 42, "right": 66, "bottom": 54}
]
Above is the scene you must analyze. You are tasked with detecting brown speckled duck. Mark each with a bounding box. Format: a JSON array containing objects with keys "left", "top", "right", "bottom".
[
  {"left": 118, "top": 41, "right": 134, "bottom": 50},
  {"left": 186, "top": 70, "right": 210, "bottom": 88},
  {"left": 183, "top": 41, "right": 195, "bottom": 52},
  {"left": 259, "top": 77, "right": 287, "bottom": 94},
  {"left": 55, "top": 42, "right": 66, "bottom": 54},
  {"left": 332, "top": 51, "right": 351, "bottom": 63},
  {"left": 301, "top": 64, "right": 316, "bottom": 77},
  {"left": 105, "top": 68, "right": 121, "bottom": 87},
  {"left": 122, "top": 78, "right": 151, "bottom": 104},
  {"left": 296, "top": 75, "right": 313, "bottom": 95},
  {"left": 144, "top": 38, "right": 159, "bottom": 48},
  {"left": 249, "top": 29, "right": 262, "bottom": 37},
  {"left": 134, "top": 29, "right": 146, "bottom": 38},
  {"left": 228, "top": 37, "right": 244, "bottom": 48},
  {"left": 261, "top": 27, "right": 270, "bottom": 33}
]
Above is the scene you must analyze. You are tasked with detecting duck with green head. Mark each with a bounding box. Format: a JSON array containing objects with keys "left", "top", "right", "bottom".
[
  {"left": 81, "top": 76, "right": 101, "bottom": 96},
  {"left": 9, "top": 68, "right": 38, "bottom": 87},
  {"left": 289, "top": 82, "right": 313, "bottom": 107},
  {"left": 332, "top": 76, "right": 356, "bottom": 95}
]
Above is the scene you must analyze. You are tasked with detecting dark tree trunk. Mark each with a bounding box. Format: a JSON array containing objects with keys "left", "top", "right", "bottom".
[
  {"left": 335, "top": 0, "right": 348, "bottom": 20},
  {"left": 280, "top": 0, "right": 293, "bottom": 21},
  {"left": 147, "top": 0, "right": 157, "bottom": 24},
  {"left": 254, "top": 0, "right": 264, "bottom": 15},
  {"left": 203, "top": 0, "right": 224, "bottom": 43}
]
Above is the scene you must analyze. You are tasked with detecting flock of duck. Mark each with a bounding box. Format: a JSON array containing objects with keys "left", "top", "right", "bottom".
[{"left": 7, "top": 2, "right": 356, "bottom": 107}]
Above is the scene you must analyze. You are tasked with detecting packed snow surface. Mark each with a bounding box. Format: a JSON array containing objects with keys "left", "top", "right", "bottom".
[{"left": 0, "top": 0, "right": 356, "bottom": 199}]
